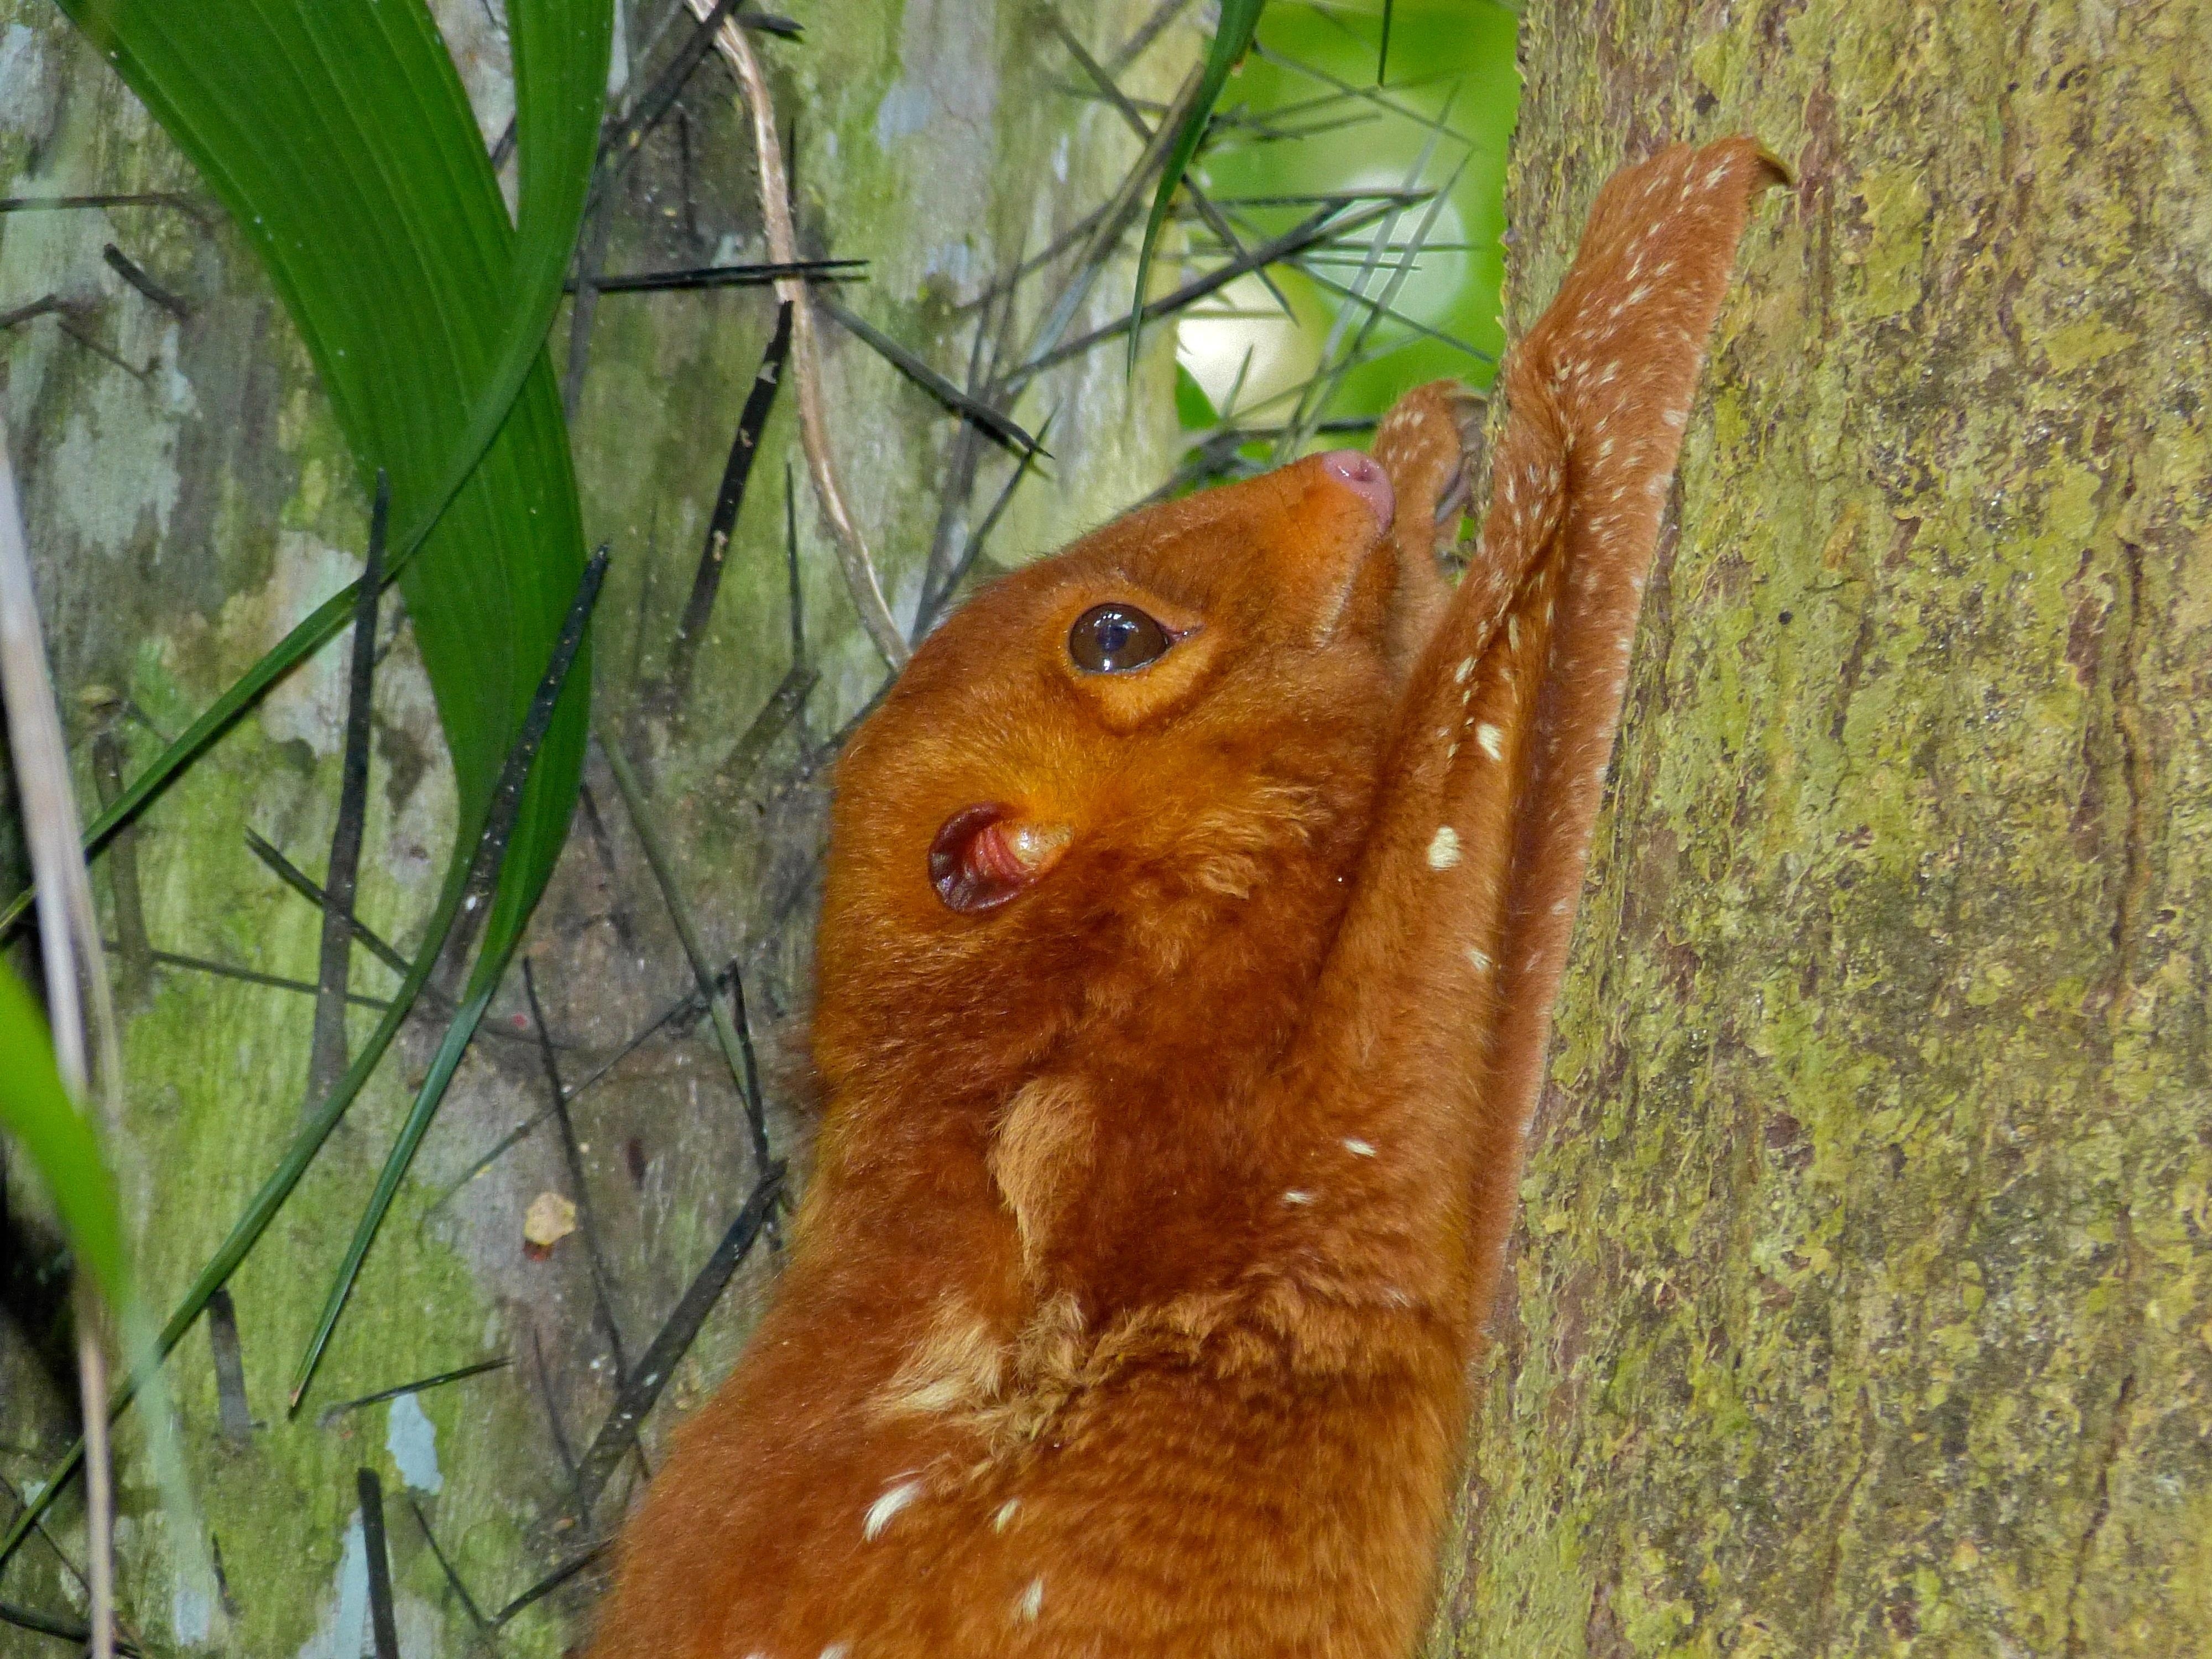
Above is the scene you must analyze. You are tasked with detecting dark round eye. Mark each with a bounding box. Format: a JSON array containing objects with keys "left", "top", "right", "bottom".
[{"left": 1068, "top": 602, "right": 1172, "bottom": 674}]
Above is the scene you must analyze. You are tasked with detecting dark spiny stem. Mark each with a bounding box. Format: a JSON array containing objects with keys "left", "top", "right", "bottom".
[
  {"left": 566, "top": 1167, "right": 783, "bottom": 1519},
  {"left": 818, "top": 297, "right": 1045, "bottom": 458},
  {"left": 206, "top": 1288, "right": 253, "bottom": 1443},
  {"left": 306, "top": 471, "right": 387, "bottom": 1107},
  {"left": 531, "top": 1325, "right": 582, "bottom": 1499},
  {"left": 664, "top": 300, "right": 794, "bottom": 709},
  {"left": 0, "top": 192, "right": 208, "bottom": 226},
  {"left": 566, "top": 259, "right": 863, "bottom": 293},
  {"left": 408, "top": 1497, "right": 489, "bottom": 1631},
  {"left": 88, "top": 731, "right": 149, "bottom": 1003},
  {"left": 358, "top": 1470, "right": 401, "bottom": 1659},
  {"left": 592, "top": 732, "right": 770, "bottom": 1166},
  {"left": 490, "top": 1540, "right": 613, "bottom": 1629},
  {"left": 522, "top": 959, "right": 631, "bottom": 1386},
  {"left": 1009, "top": 199, "right": 1402, "bottom": 388}
]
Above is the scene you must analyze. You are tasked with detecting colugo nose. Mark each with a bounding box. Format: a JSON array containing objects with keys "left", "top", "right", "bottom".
[{"left": 1316, "top": 449, "right": 1396, "bottom": 528}]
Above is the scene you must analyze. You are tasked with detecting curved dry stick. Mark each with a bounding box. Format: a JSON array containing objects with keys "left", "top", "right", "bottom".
[{"left": 686, "top": 0, "right": 910, "bottom": 668}]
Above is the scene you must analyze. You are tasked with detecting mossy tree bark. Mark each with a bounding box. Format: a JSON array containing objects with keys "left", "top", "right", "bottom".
[
  {"left": 1430, "top": 2, "right": 2211, "bottom": 1655},
  {"left": 0, "top": 2, "right": 1189, "bottom": 1653}
]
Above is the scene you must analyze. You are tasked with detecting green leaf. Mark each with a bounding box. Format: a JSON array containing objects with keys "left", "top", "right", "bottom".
[
  {"left": 1127, "top": 0, "right": 1266, "bottom": 373},
  {"left": 289, "top": 549, "right": 610, "bottom": 1411},
  {"left": 1175, "top": 362, "right": 1222, "bottom": 430},
  {"left": 0, "top": 959, "right": 127, "bottom": 1305},
  {"left": 50, "top": 0, "right": 612, "bottom": 978}
]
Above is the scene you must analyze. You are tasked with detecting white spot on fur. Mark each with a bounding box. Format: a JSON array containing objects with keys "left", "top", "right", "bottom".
[
  {"left": 1284, "top": 1190, "right": 1314, "bottom": 1206},
  {"left": 863, "top": 1478, "right": 925, "bottom": 1540},
  {"left": 993, "top": 1499, "right": 1021, "bottom": 1533},
  {"left": 1426, "top": 826, "right": 1462, "bottom": 869},
  {"left": 1467, "top": 947, "right": 1493, "bottom": 973},
  {"left": 1507, "top": 615, "right": 1520, "bottom": 649},
  {"left": 1477, "top": 724, "right": 1504, "bottom": 761},
  {"left": 1453, "top": 656, "right": 1473, "bottom": 684},
  {"left": 1015, "top": 1578, "right": 1045, "bottom": 1622},
  {"left": 1344, "top": 1138, "right": 1377, "bottom": 1158}
]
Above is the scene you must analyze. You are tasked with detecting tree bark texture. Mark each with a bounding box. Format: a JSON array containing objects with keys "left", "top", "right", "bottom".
[
  {"left": 1430, "top": 2, "right": 2210, "bottom": 1656},
  {"left": 0, "top": 2, "right": 1189, "bottom": 1652}
]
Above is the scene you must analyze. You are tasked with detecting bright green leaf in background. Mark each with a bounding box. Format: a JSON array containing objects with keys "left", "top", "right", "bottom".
[
  {"left": 0, "top": 958, "right": 125, "bottom": 1306},
  {"left": 1173, "top": 0, "right": 1521, "bottom": 431}
]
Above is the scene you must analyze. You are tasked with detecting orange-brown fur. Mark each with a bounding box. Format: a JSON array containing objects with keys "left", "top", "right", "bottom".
[{"left": 588, "top": 139, "right": 1778, "bottom": 1659}]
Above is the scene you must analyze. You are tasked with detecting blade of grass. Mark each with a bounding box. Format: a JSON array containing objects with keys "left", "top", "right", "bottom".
[
  {"left": 1127, "top": 0, "right": 1266, "bottom": 372},
  {"left": 358, "top": 1470, "right": 401, "bottom": 1659},
  {"left": 288, "top": 550, "right": 611, "bottom": 1413}
]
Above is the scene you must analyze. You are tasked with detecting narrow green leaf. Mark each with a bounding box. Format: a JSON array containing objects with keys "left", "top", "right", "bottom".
[
  {"left": 48, "top": 0, "right": 611, "bottom": 974},
  {"left": 0, "top": 960, "right": 126, "bottom": 1303},
  {"left": 289, "top": 549, "right": 611, "bottom": 1411},
  {"left": 1126, "top": 0, "right": 1267, "bottom": 373}
]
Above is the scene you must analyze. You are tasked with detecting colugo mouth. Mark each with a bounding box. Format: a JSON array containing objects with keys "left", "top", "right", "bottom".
[{"left": 929, "top": 803, "right": 1073, "bottom": 914}]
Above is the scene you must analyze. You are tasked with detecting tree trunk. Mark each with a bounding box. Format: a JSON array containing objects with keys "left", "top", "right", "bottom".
[
  {"left": 1430, "top": 2, "right": 2211, "bottom": 1655},
  {"left": 0, "top": 1, "right": 1188, "bottom": 1651}
]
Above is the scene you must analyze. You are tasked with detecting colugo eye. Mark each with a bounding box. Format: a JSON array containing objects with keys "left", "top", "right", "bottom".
[{"left": 1068, "top": 602, "right": 1172, "bottom": 674}]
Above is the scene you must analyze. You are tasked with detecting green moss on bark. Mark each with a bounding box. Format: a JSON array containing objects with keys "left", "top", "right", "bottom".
[{"left": 1430, "top": 2, "right": 2212, "bottom": 1655}]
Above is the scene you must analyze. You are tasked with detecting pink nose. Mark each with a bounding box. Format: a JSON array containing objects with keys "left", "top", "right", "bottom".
[{"left": 1317, "top": 449, "right": 1396, "bottom": 528}]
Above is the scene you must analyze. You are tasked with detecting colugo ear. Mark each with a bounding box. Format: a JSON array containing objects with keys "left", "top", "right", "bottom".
[{"left": 1368, "top": 380, "right": 1486, "bottom": 683}]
